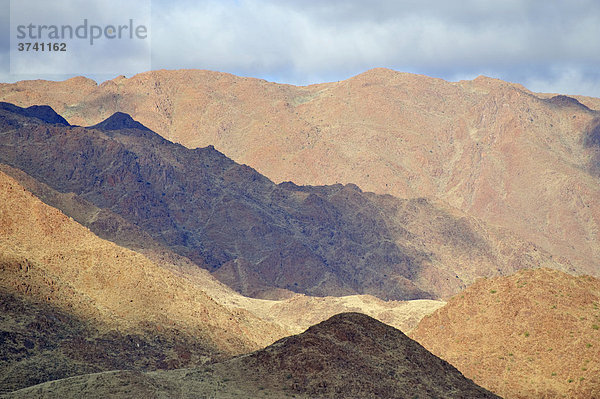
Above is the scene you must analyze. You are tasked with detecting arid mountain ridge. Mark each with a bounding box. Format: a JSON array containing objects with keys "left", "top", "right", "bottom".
[
  {"left": 1, "top": 68, "right": 599, "bottom": 279},
  {"left": 0, "top": 102, "right": 566, "bottom": 301},
  {"left": 5, "top": 313, "right": 500, "bottom": 399},
  {"left": 2, "top": 68, "right": 600, "bottom": 398},
  {"left": 0, "top": 162, "right": 443, "bottom": 394}
]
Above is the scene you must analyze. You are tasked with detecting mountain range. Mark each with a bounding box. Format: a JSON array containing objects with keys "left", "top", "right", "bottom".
[
  {"left": 1, "top": 68, "right": 600, "bottom": 398},
  {"left": 0, "top": 102, "right": 563, "bottom": 302},
  {"left": 1, "top": 68, "right": 598, "bottom": 279}
]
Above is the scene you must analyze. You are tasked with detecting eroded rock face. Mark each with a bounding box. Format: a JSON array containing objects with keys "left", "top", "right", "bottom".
[{"left": 0, "top": 104, "right": 562, "bottom": 300}]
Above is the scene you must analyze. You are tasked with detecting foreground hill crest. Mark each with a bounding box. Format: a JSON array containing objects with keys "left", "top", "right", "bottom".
[{"left": 6, "top": 313, "right": 500, "bottom": 399}]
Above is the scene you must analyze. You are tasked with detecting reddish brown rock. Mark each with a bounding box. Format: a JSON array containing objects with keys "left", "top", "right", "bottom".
[
  {"left": 0, "top": 104, "right": 564, "bottom": 300},
  {"left": 2, "top": 69, "right": 598, "bottom": 279},
  {"left": 411, "top": 268, "right": 600, "bottom": 399}
]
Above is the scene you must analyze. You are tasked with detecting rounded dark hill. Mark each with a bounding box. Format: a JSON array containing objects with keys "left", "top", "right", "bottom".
[
  {"left": 89, "top": 112, "right": 151, "bottom": 132},
  {"left": 222, "top": 312, "right": 501, "bottom": 398}
]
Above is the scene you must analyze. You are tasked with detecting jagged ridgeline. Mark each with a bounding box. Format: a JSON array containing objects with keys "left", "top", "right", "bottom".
[
  {"left": 0, "top": 102, "right": 562, "bottom": 300},
  {"left": 3, "top": 69, "right": 598, "bottom": 283}
]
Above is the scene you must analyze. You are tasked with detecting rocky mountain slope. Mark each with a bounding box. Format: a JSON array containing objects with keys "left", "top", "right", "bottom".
[
  {"left": 0, "top": 160, "right": 448, "bottom": 394},
  {"left": 411, "top": 268, "right": 600, "bottom": 399},
  {"left": 0, "top": 161, "right": 445, "bottom": 334},
  {"left": 1, "top": 69, "right": 598, "bottom": 278},
  {"left": 5, "top": 313, "right": 500, "bottom": 399},
  {"left": 0, "top": 169, "right": 286, "bottom": 392},
  {"left": 0, "top": 103, "right": 565, "bottom": 300},
  {"left": 2, "top": 69, "right": 598, "bottom": 397}
]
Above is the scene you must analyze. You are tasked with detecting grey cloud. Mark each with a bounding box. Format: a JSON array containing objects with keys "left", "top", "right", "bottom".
[
  {"left": 146, "top": 0, "right": 600, "bottom": 96},
  {"left": 0, "top": 0, "right": 150, "bottom": 82},
  {"left": 1, "top": 0, "right": 600, "bottom": 97}
]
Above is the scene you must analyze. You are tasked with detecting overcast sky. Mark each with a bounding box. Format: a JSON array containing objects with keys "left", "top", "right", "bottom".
[{"left": 2, "top": 0, "right": 600, "bottom": 97}]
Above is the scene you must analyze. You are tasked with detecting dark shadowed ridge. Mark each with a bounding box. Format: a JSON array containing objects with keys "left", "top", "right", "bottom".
[
  {"left": 583, "top": 117, "right": 600, "bottom": 176},
  {"left": 90, "top": 112, "right": 152, "bottom": 132},
  {"left": 584, "top": 117, "right": 600, "bottom": 148},
  {"left": 0, "top": 102, "right": 69, "bottom": 125},
  {"left": 545, "top": 95, "right": 592, "bottom": 111},
  {"left": 0, "top": 102, "right": 433, "bottom": 301}
]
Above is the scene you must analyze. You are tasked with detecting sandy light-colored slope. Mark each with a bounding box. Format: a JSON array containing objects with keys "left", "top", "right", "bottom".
[
  {"left": 1, "top": 69, "right": 599, "bottom": 278},
  {"left": 411, "top": 268, "right": 600, "bottom": 399},
  {"left": 198, "top": 275, "right": 445, "bottom": 335}
]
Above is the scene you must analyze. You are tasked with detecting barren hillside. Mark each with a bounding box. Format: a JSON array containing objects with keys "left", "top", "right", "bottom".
[
  {"left": 1, "top": 69, "right": 599, "bottom": 277},
  {"left": 0, "top": 169, "right": 286, "bottom": 392},
  {"left": 411, "top": 268, "right": 600, "bottom": 399},
  {"left": 5, "top": 313, "right": 500, "bottom": 399}
]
